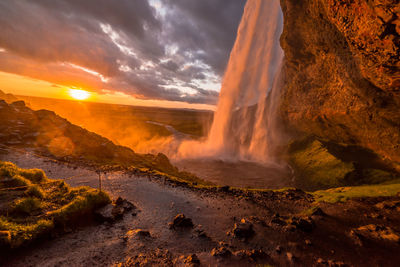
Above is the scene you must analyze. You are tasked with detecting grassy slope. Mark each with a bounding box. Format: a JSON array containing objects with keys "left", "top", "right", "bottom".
[
  {"left": 313, "top": 180, "right": 400, "bottom": 203},
  {"left": 0, "top": 161, "right": 110, "bottom": 249}
]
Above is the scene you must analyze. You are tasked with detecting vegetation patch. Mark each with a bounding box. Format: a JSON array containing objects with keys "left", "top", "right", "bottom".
[
  {"left": 313, "top": 181, "right": 400, "bottom": 203},
  {"left": 0, "top": 161, "right": 110, "bottom": 250},
  {"left": 286, "top": 138, "right": 355, "bottom": 190}
]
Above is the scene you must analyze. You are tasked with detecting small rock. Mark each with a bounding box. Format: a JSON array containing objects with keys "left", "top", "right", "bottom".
[
  {"left": 305, "top": 239, "right": 312, "bottom": 246},
  {"left": 271, "top": 214, "right": 287, "bottom": 226},
  {"left": 211, "top": 246, "right": 232, "bottom": 258},
  {"left": 375, "top": 201, "right": 400, "bottom": 210},
  {"left": 311, "top": 207, "right": 326, "bottom": 216},
  {"left": 275, "top": 245, "right": 282, "bottom": 254},
  {"left": 194, "top": 225, "right": 209, "bottom": 238},
  {"left": 169, "top": 214, "right": 194, "bottom": 229},
  {"left": 232, "top": 219, "right": 255, "bottom": 239},
  {"left": 95, "top": 204, "right": 116, "bottom": 222},
  {"left": 115, "top": 197, "right": 136, "bottom": 212},
  {"left": 286, "top": 252, "right": 295, "bottom": 262},
  {"left": 219, "top": 186, "right": 230, "bottom": 192},
  {"left": 111, "top": 205, "right": 124, "bottom": 219},
  {"left": 0, "top": 231, "right": 11, "bottom": 247},
  {"left": 351, "top": 224, "right": 400, "bottom": 244},
  {"left": 124, "top": 229, "right": 151, "bottom": 241},
  {"left": 134, "top": 229, "right": 151, "bottom": 238},
  {"left": 290, "top": 217, "right": 315, "bottom": 232},
  {"left": 184, "top": 254, "right": 200, "bottom": 266},
  {"left": 317, "top": 258, "right": 328, "bottom": 265},
  {"left": 234, "top": 249, "right": 267, "bottom": 260}
]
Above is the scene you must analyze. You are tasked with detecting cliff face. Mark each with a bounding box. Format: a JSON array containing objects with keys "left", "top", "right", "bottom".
[{"left": 279, "top": 0, "right": 400, "bottom": 168}]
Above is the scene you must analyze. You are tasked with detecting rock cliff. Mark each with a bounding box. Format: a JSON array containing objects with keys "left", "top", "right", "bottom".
[{"left": 279, "top": 0, "right": 400, "bottom": 169}]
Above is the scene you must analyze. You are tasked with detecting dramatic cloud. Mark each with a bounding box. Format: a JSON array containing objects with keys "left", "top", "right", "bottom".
[{"left": 0, "top": 0, "right": 246, "bottom": 104}]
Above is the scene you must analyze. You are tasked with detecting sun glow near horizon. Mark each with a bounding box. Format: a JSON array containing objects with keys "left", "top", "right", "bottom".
[{"left": 68, "top": 88, "right": 91, "bottom": 100}]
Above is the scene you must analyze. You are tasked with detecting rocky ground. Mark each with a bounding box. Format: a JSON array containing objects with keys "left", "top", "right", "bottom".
[{"left": 1, "top": 148, "right": 400, "bottom": 266}]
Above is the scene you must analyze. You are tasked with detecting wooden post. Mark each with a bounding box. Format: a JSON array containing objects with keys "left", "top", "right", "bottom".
[{"left": 97, "top": 171, "right": 102, "bottom": 191}]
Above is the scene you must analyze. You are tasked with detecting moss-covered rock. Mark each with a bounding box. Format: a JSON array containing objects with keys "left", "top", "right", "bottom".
[
  {"left": 0, "top": 161, "right": 110, "bottom": 250},
  {"left": 287, "top": 138, "right": 355, "bottom": 190}
]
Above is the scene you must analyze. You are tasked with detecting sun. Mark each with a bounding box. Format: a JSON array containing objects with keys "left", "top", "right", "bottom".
[{"left": 69, "top": 89, "right": 90, "bottom": 100}]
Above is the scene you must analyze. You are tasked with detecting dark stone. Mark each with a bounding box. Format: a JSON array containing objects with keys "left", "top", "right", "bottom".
[
  {"left": 232, "top": 219, "right": 255, "bottom": 239},
  {"left": 184, "top": 254, "right": 200, "bottom": 266},
  {"left": 271, "top": 217, "right": 287, "bottom": 226},
  {"left": 311, "top": 207, "right": 326, "bottom": 216},
  {"left": 95, "top": 204, "right": 116, "bottom": 222},
  {"left": 169, "top": 214, "right": 194, "bottom": 229},
  {"left": 114, "top": 197, "right": 136, "bottom": 214},
  {"left": 290, "top": 217, "right": 315, "bottom": 232},
  {"left": 134, "top": 229, "right": 151, "bottom": 238},
  {"left": 111, "top": 205, "right": 124, "bottom": 219},
  {"left": 286, "top": 252, "right": 295, "bottom": 262},
  {"left": 211, "top": 246, "right": 232, "bottom": 258},
  {"left": 234, "top": 249, "right": 267, "bottom": 260},
  {"left": 219, "top": 186, "right": 230, "bottom": 192}
]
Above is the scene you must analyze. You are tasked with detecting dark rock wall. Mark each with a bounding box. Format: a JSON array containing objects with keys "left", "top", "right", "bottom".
[{"left": 279, "top": 0, "right": 400, "bottom": 168}]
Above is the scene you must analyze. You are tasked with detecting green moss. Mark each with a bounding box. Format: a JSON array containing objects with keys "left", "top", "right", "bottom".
[
  {"left": 0, "top": 161, "right": 47, "bottom": 187},
  {"left": 12, "top": 197, "right": 42, "bottom": 216},
  {"left": 0, "top": 161, "right": 111, "bottom": 250},
  {"left": 358, "top": 169, "right": 397, "bottom": 184},
  {"left": 19, "top": 168, "right": 47, "bottom": 184},
  {"left": 7, "top": 175, "right": 32, "bottom": 188},
  {"left": 0, "top": 217, "right": 54, "bottom": 248},
  {"left": 51, "top": 189, "right": 110, "bottom": 225},
  {"left": 25, "top": 185, "right": 45, "bottom": 199},
  {"left": 0, "top": 161, "right": 19, "bottom": 178},
  {"left": 287, "top": 139, "right": 355, "bottom": 190},
  {"left": 313, "top": 182, "right": 400, "bottom": 203}
]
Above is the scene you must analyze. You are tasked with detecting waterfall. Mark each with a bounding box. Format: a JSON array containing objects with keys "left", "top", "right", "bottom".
[{"left": 179, "top": 0, "right": 284, "bottom": 163}]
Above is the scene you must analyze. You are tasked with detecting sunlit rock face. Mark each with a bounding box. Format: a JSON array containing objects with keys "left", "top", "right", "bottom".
[{"left": 279, "top": 0, "right": 400, "bottom": 168}]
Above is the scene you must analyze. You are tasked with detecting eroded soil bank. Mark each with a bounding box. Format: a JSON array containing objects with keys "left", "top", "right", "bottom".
[{"left": 1, "top": 149, "right": 400, "bottom": 266}]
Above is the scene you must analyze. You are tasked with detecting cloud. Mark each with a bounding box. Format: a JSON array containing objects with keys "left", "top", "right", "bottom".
[{"left": 0, "top": 0, "right": 245, "bottom": 104}]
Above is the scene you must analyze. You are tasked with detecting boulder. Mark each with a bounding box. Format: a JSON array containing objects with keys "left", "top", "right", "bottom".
[
  {"left": 95, "top": 204, "right": 116, "bottom": 223},
  {"left": 271, "top": 214, "right": 287, "bottom": 226},
  {"left": 115, "top": 197, "right": 136, "bottom": 212},
  {"left": 350, "top": 224, "right": 400, "bottom": 245},
  {"left": 211, "top": 246, "right": 232, "bottom": 258},
  {"left": 290, "top": 217, "right": 315, "bottom": 232},
  {"left": 127, "top": 229, "right": 151, "bottom": 238},
  {"left": 232, "top": 219, "right": 255, "bottom": 239},
  {"left": 219, "top": 186, "right": 230, "bottom": 192},
  {"left": 111, "top": 205, "right": 124, "bottom": 219},
  {"left": 95, "top": 198, "right": 135, "bottom": 223},
  {"left": 234, "top": 249, "right": 267, "bottom": 260},
  {"left": 311, "top": 207, "right": 326, "bottom": 217},
  {"left": 184, "top": 254, "right": 200, "bottom": 266},
  {"left": 169, "top": 214, "right": 194, "bottom": 229}
]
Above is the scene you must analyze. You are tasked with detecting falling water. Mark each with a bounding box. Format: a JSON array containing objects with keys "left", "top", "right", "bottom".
[{"left": 179, "top": 0, "right": 284, "bottom": 163}]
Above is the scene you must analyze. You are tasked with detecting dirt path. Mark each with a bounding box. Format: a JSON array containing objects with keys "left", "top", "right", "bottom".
[{"left": 2, "top": 149, "right": 400, "bottom": 266}]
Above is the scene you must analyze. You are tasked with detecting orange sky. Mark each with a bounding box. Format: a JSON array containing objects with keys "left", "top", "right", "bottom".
[{"left": 0, "top": 71, "right": 216, "bottom": 110}]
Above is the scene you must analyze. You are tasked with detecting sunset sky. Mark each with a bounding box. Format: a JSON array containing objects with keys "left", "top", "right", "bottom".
[{"left": 0, "top": 0, "right": 246, "bottom": 110}]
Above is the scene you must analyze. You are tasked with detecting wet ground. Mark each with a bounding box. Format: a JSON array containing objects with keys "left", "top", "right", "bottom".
[
  {"left": 175, "top": 159, "right": 294, "bottom": 189},
  {"left": 1, "top": 149, "right": 400, "bottom": 266}
]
